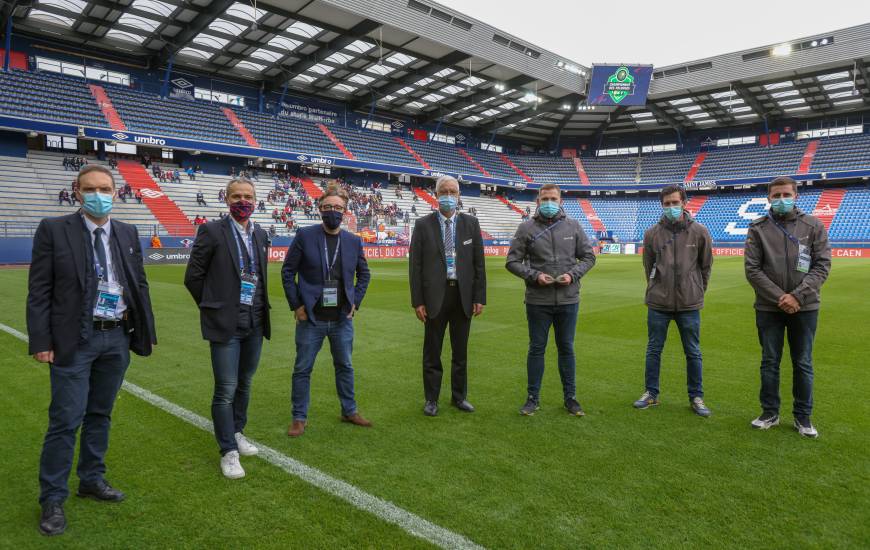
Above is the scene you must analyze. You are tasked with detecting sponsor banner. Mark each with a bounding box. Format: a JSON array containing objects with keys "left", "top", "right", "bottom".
[
  {"left": 278, "top": 100, "right": 339, "bottom": 124},
  {"left": 144, "top": 247, "right": 192, "bottom": 264},
  {"left": 833, "top": 248, "right": 869, "bottom": 258},
  {"left": 712, "top": 247, "right": 745, "bottom": 256}
]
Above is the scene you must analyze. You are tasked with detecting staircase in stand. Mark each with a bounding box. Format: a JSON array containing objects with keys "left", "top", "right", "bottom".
[
  {"left": 458, "top": 149, "right": 491, "bottom": 177},
  {"left": 300, "top": 177, "right": 323, "bottom": 199},
  {"left": 395, "top": 137, "right": 430, "bottom": 169},
  {"left": 578, "top": 199, "right": 606, "bottom": 232},
  {"left": 812, "top": 188, "right": 846, "bottom": 230},
  {"left": 89, "top": 85, "right": 127, "bottom": 131},
  {"left": 684, "top": 195, "right": 709, "bottom": 217},
  {"left": 684, "top": 152, "right": 707, "bottom": 182},
  {"left": 222, "top": 107, "right": 260, "bottom": 148},
  {"left": 498, "top": 154, "right": 533, "bottom": 184},
  {"left": 496, "top": 195, "right": 525, "bottom": 216},
  {"left": 413, "top": 187, "right": 438, "bottom": 209},
  {"left": 318, "top": 123, "right": 355, "bottom": 159},
  {"left": 116, "top": 160, "right": 193, "bottom": 236},
  {"left": 797, "top": 140, "right": 820, "bottom": 174},
  {"left": 573, "top": 157, "right": 590, "bottom": 185}
]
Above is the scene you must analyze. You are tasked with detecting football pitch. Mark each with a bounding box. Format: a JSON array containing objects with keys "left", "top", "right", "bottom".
[{"left": 0, "top": 256, "right": 867, "bottom": 549}]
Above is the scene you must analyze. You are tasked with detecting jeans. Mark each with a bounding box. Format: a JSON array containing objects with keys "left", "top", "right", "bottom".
[
  {"left": 644, "top": 309, "right": 704, "bottom": 400},
  {"left": 756, "top": 309, "right": 818, "bottom": 417},
  {"left": 526, "top": 303, "right": 579, "bottom": 400},
  {"left": 39, "top": 327, "right": 130, "bottom": 504},
  {"left": 209, "top": 327, "right": 263, "bottom": 455},
  {"left": 292, "top": 317, "right": 356, "bottom": 420}
]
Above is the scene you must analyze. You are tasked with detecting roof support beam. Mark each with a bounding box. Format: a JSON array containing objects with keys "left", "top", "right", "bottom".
[
  {"left": 152, "top": 0, "right": 237, "bottom": 68},
  {"left": 478, "top": 93, "right": 582, "bottom": 134},
  {"left": 853, "top": 59, "right": 870, "bottom": 106},
  {"left": 646, "top": 102, "right": 686, "bottom": 132},
  {"left": 418, "top": 74, "right": 536, "bottom": 124},
  {"left": 731, "top": 81, "right": 772, "bottom": 119}
]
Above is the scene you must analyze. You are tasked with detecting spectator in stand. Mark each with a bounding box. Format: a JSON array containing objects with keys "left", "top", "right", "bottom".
[
  {"left": 218, "top": 189, "right": 226, "bottom": 202},
  {"left": 196, "top": 191, "right": 207, "bottom": 206},
  {"left": 150, "top": 234, "right": 162, "bottom": 248},
  {"left": 194, "top": 164, "right": 201, "bottom": 173},
  {"left": 58, "top": 189, "right": 71, "bottom": 206},
  {"left": 135, "top": 189, "right": 143, "bottom": 204},
  {"left": 173, "top": 169, "right": 181, "bottom": 184},
  {"left": 269, "top": 225, "right": 277, "bottom": 238},
  {"left": 62, "top": 157, "right": 70, "bottom": 171},
  {"left": 108, "top": 157, "right": 117, "bottom": 169},
  {"left": 258, "top": 200, "right": 266, "bottom": 214},
  {"left": 187, "top": 167, "right": 196, "bottom": 181}
]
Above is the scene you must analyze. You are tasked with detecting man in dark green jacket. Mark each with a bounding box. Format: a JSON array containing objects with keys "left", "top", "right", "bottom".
[
  {"left": 745, "top": 176, "right": 831, "bottom": 438},
  {"left": 506, "top": 183, "right": 596, "bottom": 417},
  {"left": 635, "top": 185, "right": 713, "bottom": 417}
]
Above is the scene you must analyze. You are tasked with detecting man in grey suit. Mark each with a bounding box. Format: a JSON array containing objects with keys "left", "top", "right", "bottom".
[{"left": 410, "top": 176, "right": 486, "bottom": 417}]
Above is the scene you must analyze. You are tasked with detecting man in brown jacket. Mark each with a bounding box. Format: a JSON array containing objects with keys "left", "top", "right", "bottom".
[
  {"left": 745, "top": 176, "right": 831, "bottom": 438},
  {"left": 635, "top": 185, "right": 713, "bottom": 417}
]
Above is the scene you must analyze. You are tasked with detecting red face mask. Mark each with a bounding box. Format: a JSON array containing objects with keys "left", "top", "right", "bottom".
[{"left": 229, "top": 199, "right": 254, "bottom": 222}]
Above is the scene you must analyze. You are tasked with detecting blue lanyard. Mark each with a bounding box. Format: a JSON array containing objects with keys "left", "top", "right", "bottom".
[
  {"left": 768, "top": 213, "right": 801, "bottom": 246},
  {"left": 529, "top": 219, "right": 562, "bottom": 244},
  {"left": 232, "top": 224, "right": 256, "bottom": 275},
  {"left": 324, "top": 235, "right": 341, "bottom": 279}
]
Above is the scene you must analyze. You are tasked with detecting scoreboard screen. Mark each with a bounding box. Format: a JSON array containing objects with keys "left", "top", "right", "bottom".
[{"left": 587, "top": 64, "right": 653, "bottom": 106}]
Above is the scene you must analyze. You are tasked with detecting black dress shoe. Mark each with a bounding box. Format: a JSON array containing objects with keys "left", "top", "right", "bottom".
[
  {"left": 77, "top": 480, "right": 125, "bottom": 502},
  {"left": 39, "top": 502, "right": 66, "bottom": 536},
  {"left": 423, "top": 401, "right": 438, "bottom": 416},
  {"left": 452, "top": 399, "right": 475, "bottom": 412}
]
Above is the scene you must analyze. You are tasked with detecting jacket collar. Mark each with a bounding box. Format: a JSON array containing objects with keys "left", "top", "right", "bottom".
[
  {"left": 659, "top": 211, "right": 693, "bottom": 230},
  {"left": 770, "top": 207, "right": 801, "bottom": 222},
  {"left": 532, "top": 209, "right": 566, "bottom": 224}
]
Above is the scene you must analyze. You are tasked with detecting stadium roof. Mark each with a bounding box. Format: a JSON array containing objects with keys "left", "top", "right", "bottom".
[{"left": 6, "top": 1, "right": 870, "bottom": 143}]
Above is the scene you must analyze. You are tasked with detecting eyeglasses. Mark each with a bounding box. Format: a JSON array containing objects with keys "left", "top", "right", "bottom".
[{"left": 320, "top": 205, "right": 346, "bottom": 213}]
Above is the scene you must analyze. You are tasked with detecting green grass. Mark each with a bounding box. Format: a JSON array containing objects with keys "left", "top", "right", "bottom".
[{"left": 0, "top": 256, "right": 867, "bottom": 549}]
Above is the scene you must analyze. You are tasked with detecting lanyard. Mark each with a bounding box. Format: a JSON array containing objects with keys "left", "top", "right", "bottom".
[
  {"left": 324, "top": 235, "right": 341, "bottom": 279},
  {"left": 232, "top": 224, "right": 256, "bottom": 275},
  {"left": 768, "top": 213, "right": 801, "bottom": 246},
  {"left": 529, "top": 219, "right": 563, "bottom": 245}
]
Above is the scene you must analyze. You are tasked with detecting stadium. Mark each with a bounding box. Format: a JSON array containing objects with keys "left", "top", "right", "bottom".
[{"left": 0, "top": 0, "right": 867, "bottom": 547}]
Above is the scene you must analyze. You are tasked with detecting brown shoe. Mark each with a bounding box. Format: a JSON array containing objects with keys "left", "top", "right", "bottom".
[
  {"left": 287, "top": 420, "right": 306, "bottom": 437},
  {"left": 341, "top": 413, "right": 372, "bottom": 427}
]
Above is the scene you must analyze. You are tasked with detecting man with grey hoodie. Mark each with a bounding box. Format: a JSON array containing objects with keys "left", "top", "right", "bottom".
[
  {"left": 506, "top": 183, "right": 596, "bottom": 417},
  {"left": 635, "top": 185, "right": 713, "bottom": 417}
]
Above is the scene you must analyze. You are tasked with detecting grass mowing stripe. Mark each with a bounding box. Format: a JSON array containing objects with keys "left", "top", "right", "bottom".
[{"left": 0, "top": 322, "right": 484, "bottom": 550}]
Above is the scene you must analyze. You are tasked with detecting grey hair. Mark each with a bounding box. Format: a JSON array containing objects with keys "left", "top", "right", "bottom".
[
  {"left": 434, "top": 175, "right": 459, "bottom": 194},
  {"left": 77, "top": 164, "right": 116, "bottom": 187},
  {"left": 225, "top": 177, "right": 256, "bottom": 199}
]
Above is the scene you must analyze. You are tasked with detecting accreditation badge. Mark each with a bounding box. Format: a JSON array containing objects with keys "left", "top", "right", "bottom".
[
  {"left": 94, "top": 281, "right": 124, "bottom": 320},
  {"left": 797, "top": 244, "right": 811, "bottom": 273},
  {"left": 322, "top": 280, "right": 339, "bottom": 308},
  {"left": 240, "top": 272, "right": 258, "bottom": 306}
]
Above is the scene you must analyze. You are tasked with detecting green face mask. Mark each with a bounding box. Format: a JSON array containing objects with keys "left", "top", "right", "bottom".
[{"left": 663, "top": 206, "right": 682, "bottom": 221}]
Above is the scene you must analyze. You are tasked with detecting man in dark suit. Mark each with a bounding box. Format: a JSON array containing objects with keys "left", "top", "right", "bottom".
[
  {"left": 184, "top": 178, "right": 271, "bottom": 479},
  {"left": 410, "top": 176, "right": 486, "bottom": 417},
  {"left": 27, "top": 164, "right": 156, "bottom": 536},
  {"left": 282, "top": 183, "right": 371, "bottom": 437}
]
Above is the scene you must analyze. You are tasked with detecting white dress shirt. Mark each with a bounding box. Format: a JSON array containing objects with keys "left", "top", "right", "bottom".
[{"left": 82, "top": 214, "right": 127, "bottom": 316}]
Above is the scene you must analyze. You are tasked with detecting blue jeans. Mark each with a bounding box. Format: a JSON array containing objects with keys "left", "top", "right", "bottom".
[
  {"left": 526, "top": 303, "right": 579, "bottom": 400},
  {"left": 39, "top": 327, "right": 130, "bottom": 504},
  {"left": 292, "top": 317, "right": 356, "bottom": 421},
  {"left": 645, "top": 309, "right": 704, "bottom": 400},
  {"left": 756, "top": 309, "right": 818, "bottom": 417},
  {"left": 209, "top": 327, "right": 263, "bottom": 455}
]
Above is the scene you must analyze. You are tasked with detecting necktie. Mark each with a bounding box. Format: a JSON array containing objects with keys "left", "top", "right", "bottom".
[
  {"left": 444, "top": 218, "right": 454, "bottom": 258},
  {"left": 93, "top": 227, "right": 108, "bottom": 280}
]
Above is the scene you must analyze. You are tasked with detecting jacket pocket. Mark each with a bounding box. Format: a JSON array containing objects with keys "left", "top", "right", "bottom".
[{"left": 198, "top": 301, "right": 224, "bottom": 309}]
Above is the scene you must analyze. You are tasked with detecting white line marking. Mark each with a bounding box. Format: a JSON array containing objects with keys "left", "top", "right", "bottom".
[{"left": 1, "top": 322, "right": 484, "bottom": 550}]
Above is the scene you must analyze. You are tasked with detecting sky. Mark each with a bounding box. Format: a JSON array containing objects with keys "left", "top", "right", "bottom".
[{"left": 437, "top": 0, "right": 866, "bottom": 68}]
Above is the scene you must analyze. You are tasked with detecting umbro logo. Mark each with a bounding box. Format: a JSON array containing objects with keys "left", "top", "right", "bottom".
[
  {"left": 148, "top": 253, "right": 164, "bottom": 260},
  {"left": 171, "top": 78, "right": 193, "bottom": 89},
  {"left": 111, "top": 132, "right": 129, "bottom": 141}
]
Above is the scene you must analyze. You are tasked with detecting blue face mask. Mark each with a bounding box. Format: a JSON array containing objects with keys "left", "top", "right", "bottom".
[
  {"left": 438, "top": 195, "right": 457, "bottom": 214},
  {"left": 770, "top": 197, "right": 795, "bottom": 215},
  {"left": 538, "top": 200, "right": 560, "bottom": 219},
  {"left": 81, "top": 191, "right": 113, "bottom": 218},
  {"left": 663, "top": 206, "right": 683, "bottom": 221}
]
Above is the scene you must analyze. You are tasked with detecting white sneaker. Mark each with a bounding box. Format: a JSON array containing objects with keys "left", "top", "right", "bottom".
[
  {"left": 235, "top": 432, "right": 259, "bottom": 456},
  {"left": 794, "top": 417, "right": 819, "bottom": 439},
  {"left": 220, "top": 451, "right": 245, "bottom": 479},
  {"left": 750, "top": 412, "right": 780, "bottom": 430}
]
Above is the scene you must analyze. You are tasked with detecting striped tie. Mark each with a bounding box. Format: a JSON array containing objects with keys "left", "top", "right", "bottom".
[{"left": 444, "top": 218, "right": 455, "bottom": 278}]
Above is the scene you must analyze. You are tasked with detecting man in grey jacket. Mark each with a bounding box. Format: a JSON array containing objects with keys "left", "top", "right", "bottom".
[
  {"left": 506, "top": 183, "right": 596, "bottom": 416},
  {"left": 745, "top": 176, "right": 831, "bottom": 438},
  {"left": 635, "top": 185, "right": 713, "bottom": 417}
]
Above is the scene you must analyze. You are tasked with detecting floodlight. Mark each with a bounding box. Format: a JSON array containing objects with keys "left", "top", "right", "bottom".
[{"left": 772, "top": 43, "right": 792, "bottom": 57}]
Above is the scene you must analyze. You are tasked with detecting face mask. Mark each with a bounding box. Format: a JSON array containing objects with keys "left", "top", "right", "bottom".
[
  {"left": 321, "top": 210, "right": 343, "bottom": 230},
  {"left": 438, "top": 195, "right": 457, "bottom": 214},
  {"left": 770, "top": 197, "right": 795, "bottom": 215},
  {"left": 663, "top": 206, "right": 683, "bottom": 221},
  {"left": 229, "top": 199, "right": 254, "bottom": 222},
  {"left": 538, "top": 200, "right": 560, "bottom": 219},
  {"left": 81, "top": 191, "right": 113, "bottom": 218}
]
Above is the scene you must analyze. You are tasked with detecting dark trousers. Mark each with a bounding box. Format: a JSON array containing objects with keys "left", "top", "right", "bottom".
[
  {"left": 756, "top": 309, "right": 818, "bottom": 417},
  {"left": 39, "top": 326, "right": 130, "bottom": 504},
  {"left": 423, "top": 283, "right": 471, "bottom": 403},
  {"left": 526, "top": 303, "right": 578, "bottom": 400},
  {"left": 644, "top": 308, "right": 704, "bottom": 400},
  {"left": 209, "top": 326, "right": 263, "bottom": 455}
]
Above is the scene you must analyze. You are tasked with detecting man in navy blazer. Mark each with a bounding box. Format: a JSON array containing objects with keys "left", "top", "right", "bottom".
[
  {"left": 27, "top": 165, "right": 156, "bottom": 536},
  {"left": 282, "top": 183, "right": 371, "bottom": 437}
]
